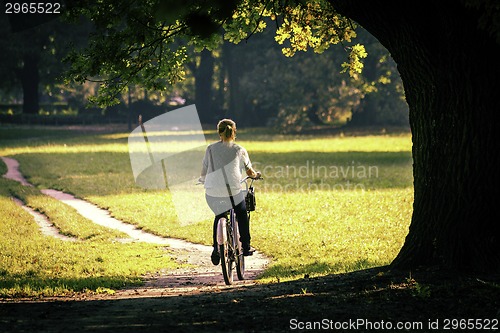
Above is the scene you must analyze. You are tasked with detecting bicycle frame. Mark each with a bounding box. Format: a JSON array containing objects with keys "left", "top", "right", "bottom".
[
  {"left": 217, "top": 175, "right": 258, "bottom": 246},
  {"left": 216, "top": 209, "right": 237, "bottom": 249}
]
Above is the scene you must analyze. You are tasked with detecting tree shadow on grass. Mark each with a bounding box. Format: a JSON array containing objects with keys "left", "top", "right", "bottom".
[
  {"left": 259, "top": 259, "right": 384, "bottom": 282},
  {"left": 1, "top": 266, "right": 498, "bottom": 333},
  {"left": 0, "top": 273, "right": 144, "bottom": 298}
]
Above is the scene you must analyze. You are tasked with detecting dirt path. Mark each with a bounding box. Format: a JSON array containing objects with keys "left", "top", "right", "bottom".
[
  {"left": 1, "top": 156, "right": 32, "bottom": 187},
  {"left": 12, "top": 197, "right": 78, "bottom": 242},
  {"left": 0, "top": 156, "right": 270, "bottom": 299}
]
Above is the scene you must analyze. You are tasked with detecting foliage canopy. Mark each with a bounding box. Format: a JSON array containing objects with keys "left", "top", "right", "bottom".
[{"left": 64, "top": 0, "right": 366, "bottom": 107}]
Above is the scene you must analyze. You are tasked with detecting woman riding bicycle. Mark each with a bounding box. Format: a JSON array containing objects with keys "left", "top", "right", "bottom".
[{"left": 199, "top": 119, "right": 260, "bottom": 265}]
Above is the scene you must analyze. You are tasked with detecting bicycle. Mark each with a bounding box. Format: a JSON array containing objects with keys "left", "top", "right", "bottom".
[{"left": 217, "top": 175, "right": 262, "bottom": 285}]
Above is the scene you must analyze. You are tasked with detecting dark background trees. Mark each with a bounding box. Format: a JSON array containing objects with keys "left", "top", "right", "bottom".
[
  {"left": 1, "top": 2, "right": 408, "bottom": 129},
  {"left": 0, "top": 13, "right": 51, "bottom": 114},
  {"left": 228, "top": 26, "right": 407, "bottom": 130},
  {"left": 0, "top": 11, "right": 92, "bottom": 116}
]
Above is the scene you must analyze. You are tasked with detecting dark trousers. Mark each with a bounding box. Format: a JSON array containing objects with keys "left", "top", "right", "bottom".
[{"left": 206, "top": 192, "right": 251, "bottom": 249}]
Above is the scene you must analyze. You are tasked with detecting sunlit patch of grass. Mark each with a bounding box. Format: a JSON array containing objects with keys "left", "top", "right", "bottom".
[
  {"left": 253, "top": 189, "right": 413, "bottom": 282},
  {"left": 239, "top": 134, "right": 412, "bottom": 153}
]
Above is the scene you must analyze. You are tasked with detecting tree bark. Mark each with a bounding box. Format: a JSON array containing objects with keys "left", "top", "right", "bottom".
[
  {"left": 194, "top": 49, "right": 215, "bottom": 124},
  {"left": 223, "top": 41, "right": 245, "bottom": 121},
  {"left": 18, "top": 54, "right": 40, "bottom": 115},
  {"left": 331, "top": 0, "right": 500, "bottom": 272}
]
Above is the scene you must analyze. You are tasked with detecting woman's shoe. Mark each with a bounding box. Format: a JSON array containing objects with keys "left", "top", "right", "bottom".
[
  {"left": 211, "top": 248, "right": 220, "bottom": 265},
  {"left": 243, "top": 246, "right": 255, "bottom": 256}
]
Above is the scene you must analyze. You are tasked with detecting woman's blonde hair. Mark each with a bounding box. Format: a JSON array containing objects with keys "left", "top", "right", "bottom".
[{"left": 217, "top": 119, "right": 236, "bottom": 140}]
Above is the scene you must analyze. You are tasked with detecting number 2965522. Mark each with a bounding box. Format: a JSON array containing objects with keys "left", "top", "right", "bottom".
[{"left": 5, "top": 2, "right": 61, "bottom": 14}]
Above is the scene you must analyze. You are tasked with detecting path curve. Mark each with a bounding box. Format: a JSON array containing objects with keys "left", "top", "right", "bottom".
[
  {"left": 1, "top": 156, "right": 32, "bottom": 187},
  {"left": 0, "top": 156, "right": 270, "bottom": 297},
  {"left": 40, "top": 188, "right": 171, "bottom": 245},
  {"left": 12, "top": 197, "right": 78, "bottom": 242},
  {"left": 2, "top": 157, "right": 78, "bottom": 242}
]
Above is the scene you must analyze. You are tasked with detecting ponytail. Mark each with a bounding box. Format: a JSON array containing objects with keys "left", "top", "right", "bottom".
[
  {"left": 217, "top": 119, "right": 236, "bottom": 141},
  {"left": 224, "top": 125, "right": 233, "bottom": 139}
]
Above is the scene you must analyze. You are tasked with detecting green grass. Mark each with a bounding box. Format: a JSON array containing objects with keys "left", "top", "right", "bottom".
[
  {"left": 0, "top": 177, "right": 179, "bottom": 298},
  {"left": 0, "top": 125, "right": 414, "bottom": 292},
  {"left": 253, "top": 189, "right": 413, "bottom": 281}
]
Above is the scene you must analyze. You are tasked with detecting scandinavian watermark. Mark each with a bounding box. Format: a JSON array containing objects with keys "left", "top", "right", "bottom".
[{"left": 252, "top": 160, "right": 379, "bottom": 192}]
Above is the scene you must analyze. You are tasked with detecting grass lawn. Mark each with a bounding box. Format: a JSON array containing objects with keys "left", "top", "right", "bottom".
[
  {"left": 0, "top": 177, "right": 178, "bottom": 297},
  {"left": 0, "top": 125, "right": 413, "bottom": 295}
]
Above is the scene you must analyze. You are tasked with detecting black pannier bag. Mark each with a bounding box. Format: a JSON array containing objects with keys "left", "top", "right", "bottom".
[{"left": 245, "top": 186, "right": 256, "bottom": 211}]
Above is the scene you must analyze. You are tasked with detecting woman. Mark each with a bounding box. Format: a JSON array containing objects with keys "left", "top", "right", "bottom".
[{"left": 199, "top": 119, "right": 260, "bottom": 265}]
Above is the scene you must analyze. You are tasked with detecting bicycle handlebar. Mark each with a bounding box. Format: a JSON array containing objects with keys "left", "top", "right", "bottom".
[
  {"left": 196, "top": 174, "right": 263, "bottom": 185},
  {"left": 240, "top": 175, "right": 263, "bottom": 183}
]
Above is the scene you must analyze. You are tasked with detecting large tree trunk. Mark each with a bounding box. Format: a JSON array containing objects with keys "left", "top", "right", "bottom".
[
  {"left": 18, "top": 54, "right": 40, "bottom": 115},
  {"left": 223, "top": 41, "right": 245, "bottom": 121},
  {"left": 331, "top": 0, "right": 500, "bottom": 272},
  {"left": 194, "top": 49, "right": 214, "bottom": 124}
]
